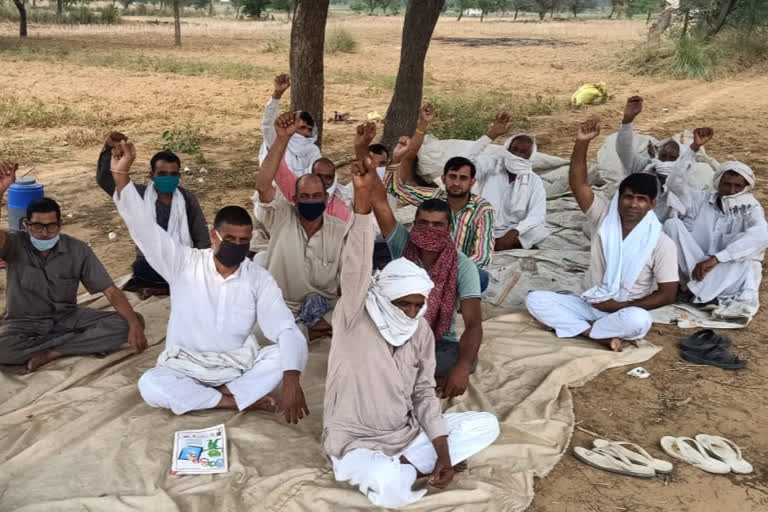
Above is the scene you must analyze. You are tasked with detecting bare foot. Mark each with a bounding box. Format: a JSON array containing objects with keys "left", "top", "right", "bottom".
[
  {"left": 596, "top": 337, "right": 624, "bottom": 352},
  {"left": 249, "top": 393, "right": 279, "bottom": 413},
  {"left": 26, "top": 349, "right": 63, "bottom": 372},
  {"left": 453, "top": 461, "right": 468, "bottom": 472},
  {"left": 216, "top": 385, "right": 233, "bottom": 396}
]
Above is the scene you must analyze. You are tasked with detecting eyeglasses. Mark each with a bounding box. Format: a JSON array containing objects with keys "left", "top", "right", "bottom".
[{"left": 26, "top": 222, "right": 61, "bottom": 234}]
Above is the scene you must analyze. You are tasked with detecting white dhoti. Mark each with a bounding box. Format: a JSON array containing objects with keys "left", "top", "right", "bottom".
[
  {"left": 663, "top": 218, "right": 760, "bottom": 306},
  {"left": 138, "top": 345, "right": 283, "bottom": 415},
  {"left": 331, "top": 412, "right": 499, "bottom": 509},
  {"left": 526, "top": 291, "right": 652, "bottom": 341}
]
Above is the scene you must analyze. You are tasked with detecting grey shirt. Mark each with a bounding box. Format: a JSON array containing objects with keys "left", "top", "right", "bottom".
[
  {"left": 0, "top": 232, "right": 114, "bottom": 320},
  {"left": 97, "top": 146, "right": 211, "bottom": 266}
]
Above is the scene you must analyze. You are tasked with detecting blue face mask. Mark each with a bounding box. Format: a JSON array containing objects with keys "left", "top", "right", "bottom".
[
  {"left": 153, "top": 175, "right": 180, "bottom": 194},
  {"left": 30, "top": 234, "right": 60, "bottom": 252}
]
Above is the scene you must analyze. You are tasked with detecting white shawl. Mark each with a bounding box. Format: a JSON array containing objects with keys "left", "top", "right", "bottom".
[
  {"left": 259, "top": 127, "right": 321, "bottom": 177},
  {"left": 144, "top": 182, "right": 193, "bottom": 248},
  {"left": 487, "top": 135, "right": 538, "bottom": 238},
  {"left": 157, "top": 335, "right": 260, "bottom": 386},
  {"left": 582, "top": 194, "right": 662, "bottom": 303},
  {"left": 365, "top": 258, "right": 434, "bottom": 347}
]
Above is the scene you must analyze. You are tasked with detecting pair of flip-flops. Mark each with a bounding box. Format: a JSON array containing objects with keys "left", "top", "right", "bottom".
[
  {"left": 680, "top": 329, "right": 746, "bottom": 370},
  {"left": 573, "top": 439, "right": 673, "bottom": 478},
  {"left": 660, "top": 435, "right": 753, "bottom": 474}
]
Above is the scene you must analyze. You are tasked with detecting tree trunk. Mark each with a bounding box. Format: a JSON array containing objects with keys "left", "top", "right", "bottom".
[
  {"left": 56, "top": 0, "right": 62, "bottom": 19},
  {"left": 13, "top": 0, "right": 27, "bottom": 37},
  {"left": 708, "top": 0, "right": 738, "bottom": 38},
  {"left": 209, "top": 0, "right": 213, "bottom": 16},
  {"left": 382, "top": 0, "right": 445, "bottom": 149},
  {"left": 290, "top": 0, "right": 330, "bottom": 147},
  {"left": 608, "top": 5, "right": 615, "bottom": 18},
  {"left": 681, "top": 9, "right": 689, "bottom": 37},
  {"left": 646, "top": 9, "right": 651, "bottom": 24},
  {"left": 514, "top": 8, "right": 518, "bottom": 20},
  {"left": 539, "top": 10, "right": 545, "bottom": 20},
  {"left": 457, "top": 9, "right": 463, "bottom": 20},
  {"left": 173, "top": 0, "right": 181, "bottom": 46},
  {"left": 550, "top": 6, "right": 554, "bottom": 18},
  {"left": 480, "top": 9, "right": 485, "bottom": 21}
]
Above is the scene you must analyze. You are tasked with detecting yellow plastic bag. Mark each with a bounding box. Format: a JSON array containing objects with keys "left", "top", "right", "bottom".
[{"left": 571, "top": 82, "right": 607, "bottom": 107}]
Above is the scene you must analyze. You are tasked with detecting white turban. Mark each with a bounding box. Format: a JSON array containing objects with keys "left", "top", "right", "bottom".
[
  {"left": 715, "top": 161, "right": 758, "bottom": 212},
  {"left": 365, "top": 258, "right": 434, "bottom": 347}
]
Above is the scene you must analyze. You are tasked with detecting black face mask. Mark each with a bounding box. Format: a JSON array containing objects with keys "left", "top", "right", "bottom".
[
  {"left": 215, "top": 237, "right": 249, "bottom": 268},
  {"left": 297, "top": 200, "right": 326, "bottom": 221}
]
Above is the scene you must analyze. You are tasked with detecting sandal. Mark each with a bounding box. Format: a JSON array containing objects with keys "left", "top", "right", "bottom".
[
  {"left": 574, "top": 445, "right": 656, "bottom": 478},
  {"left": 680, "top": 329, "right": 730, "bottom": 352},
  {"left": 695, "top": 434, "right": 753, "bottom": 474},
  {"left": 659, "top": 436, "right": 731, "bottom": 474},
  {"left": 681, "top": 345, "right": 746, "bottom": 370},
  {"left": 593, "top": 439, "right": 673, "bottom": 474}
]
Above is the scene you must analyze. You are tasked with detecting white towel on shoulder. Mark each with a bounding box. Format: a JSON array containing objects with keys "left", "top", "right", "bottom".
[
  {"left": 582, "top": 194, "right": 661, "bottom": 304},
  {"left": 144, "top": 182, "right": 193, "bottom": 248}
]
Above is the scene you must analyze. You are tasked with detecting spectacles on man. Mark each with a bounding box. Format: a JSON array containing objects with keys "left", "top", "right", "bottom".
[{"left": 25, "top": 221, "right": 61, "bottom": 235}]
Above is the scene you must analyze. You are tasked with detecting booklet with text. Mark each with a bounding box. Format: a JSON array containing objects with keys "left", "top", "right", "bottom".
[{"left": 171, "top": 424, "right": 228, "bottom": 475}]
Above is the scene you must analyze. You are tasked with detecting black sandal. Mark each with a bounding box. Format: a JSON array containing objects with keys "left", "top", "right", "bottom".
[
  {"left": 681, "top": 345, "right": 746, "bottom": 370},
  {"left": 680, "top": 329, "right": 731, "bottom": 352}
]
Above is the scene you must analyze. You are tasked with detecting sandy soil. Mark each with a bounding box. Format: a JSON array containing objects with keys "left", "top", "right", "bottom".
[{"left": 1, "top": 15, "right": 767, "bottom": 511}]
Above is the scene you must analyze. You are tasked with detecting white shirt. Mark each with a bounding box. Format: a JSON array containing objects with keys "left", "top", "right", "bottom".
[
  {"left": 115, "top": 182, "right": 308, "bottom": 373},
  {"left": 257, "top": 97, "right": 322, "bottom": 176}
]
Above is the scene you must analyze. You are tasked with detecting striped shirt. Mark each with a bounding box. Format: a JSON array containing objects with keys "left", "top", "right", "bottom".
[{"left": 384, "top": 166, "right": 495, "bottom": 268}]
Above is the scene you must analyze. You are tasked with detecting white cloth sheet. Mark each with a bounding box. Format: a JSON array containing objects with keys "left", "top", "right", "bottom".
[
  {"left": 258, "top": 98, "right": 322, "bottom": 176},
  {"left": 581, "top": 194, "right": 662, "bottom": 304},
  {"left": 114, "top": 181, "right": 308, "bottom": 383},
  {"left": 527, "top": 291, "right": 653, "bottom": 340},
  {"left": 331, "top": 412, "right": 500, "bottom": 509},
  {"left": 139, "top": 344, "right": 283, "bottom": 414},
  {"left": 143, "top": 182, "right": 193, "bottom": 248}
]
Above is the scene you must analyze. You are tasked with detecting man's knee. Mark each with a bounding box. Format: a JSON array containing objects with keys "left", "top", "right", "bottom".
[
  {"left": 618, "top": 307, "right": 652, "bottom": 339},
  {"left": 525, "top": 290, "right": 555, "bottom": 315},
  {"left": 138, "top": 369, "right": 171, "bottom": 410}
]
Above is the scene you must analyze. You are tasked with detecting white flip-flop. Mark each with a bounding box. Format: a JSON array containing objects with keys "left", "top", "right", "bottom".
[
  {"left": 593, "top": 439, "right": 673, "bottom": 474},
  {"left": 659, "top": 436, "right": 731, "bottom": 474},
  {"left": 695, "top": 434, "right": 753, "bottom": 474},
  {"left": 574, "top": 445, "right": 656, "bottom": 478}
]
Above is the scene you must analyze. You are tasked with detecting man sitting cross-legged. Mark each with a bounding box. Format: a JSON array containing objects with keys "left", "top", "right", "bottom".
[
  {"left": 663, "top": 160, "right": 768, "bottom": 316},
  {"left": 255, "top": 112, "right": 347, "bottom": 341},
  {"left": 355, "top": 122, "right": 483, "bottom": 398},
  {"left": 97, "top": 132, "right": 210, "bottom": 297},
  {"left": 322, "top": 145, "right": 499, "bottom": 509},
  {"left": 526, "top": 120, "right": 678, "bottom": 351},
  {"left": 0, "top": 162, "right": 147, "bottom": 373},
  {"left": 110, "top": 141, "right": 309, "bottom": 421}
]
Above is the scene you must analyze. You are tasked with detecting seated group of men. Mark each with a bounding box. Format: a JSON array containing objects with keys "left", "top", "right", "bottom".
[{"left": 1, "top": 81, "right": 766, "bottom": 506}]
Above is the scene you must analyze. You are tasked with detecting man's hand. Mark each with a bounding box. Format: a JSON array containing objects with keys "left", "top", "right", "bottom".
[
  {"left": 280, "top": 370, "right": 310, "bottom": 424},
  {"left": 576, "top": 118, "right": 601, "bottom": 143},
  {"left": 105, "top": 131, "right": 127, "bottom": 149},
  {"left": 419, "top": 102, "right": 436, "bottom": 126},
  {"left": 0, "top": 161, "right": 18, "bottom": 191},
  {"left": 128, "top": 321, "right": 148, "bottom": 353},
  {"left": 441, "top": 365, "right": 470, "bottom": 398},
  {"left": 428, "top": 436, "right": 455, "bottom": 489},
  {"left": 692, "top": 255, "right": 718, "bottom": 281},
  {"left": 275, "top": 111, "right": 299, "bottom": 140},
  {"left": 273, "top": 74, "right": 290, "bottom": 100},
  {"left": 488, "top": 112, "right": 511, "bottom": 140},
  {"left": 622, "top": 96, "right": 643, "bottom": 124},
  {"left": 354, "top": 121, "right": 377, "bottom": 160},
  {"left": 692, "top": 127, "right": 714, "bottom": 151},
  {"left": 592, "top": 299, "right": 625, "bottom": 313},
  {"left": 110, "top": 140, "right": 137, "bottom": 173}
]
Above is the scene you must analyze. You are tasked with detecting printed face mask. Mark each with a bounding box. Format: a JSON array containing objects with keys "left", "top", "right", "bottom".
[
  {"left": 214, "top": 231, "right": 249, "bottom": 268},
  {"left": 297, "top": 200, "right": 326, "bottom": 221},
  {"left": 153, "top": 175, "right": 180, "bottom": 194},
  {"left": 30, "top": 234, "right": 60, "bottom": 252}
]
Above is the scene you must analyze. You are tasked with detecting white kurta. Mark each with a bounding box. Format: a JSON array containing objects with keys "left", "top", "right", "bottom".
[
  {"left": 257, "top": 97, "right": 322, "bottom": 176},
  {"left": 115, "top": 182, "right": 308, "bottom": 414},
  {"left": 470, "top": 135, "right": 549, "bottom": 247}
]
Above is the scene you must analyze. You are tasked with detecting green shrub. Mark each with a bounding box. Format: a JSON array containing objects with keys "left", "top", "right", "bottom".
[
  {"left": 99, "top": 5, "right": 122, "bottom": 24},
  {"left": 672, "top": 36, "right": 716, "bottom": 80},
  {"left": 263, "top": 37, "right": 287, "bottom": 54},
  {"left": 162, "top": 125, "right": 208, "bottom": 163},
  {"left": 326, "top": 29, "right": 359, "bottom": 55}
]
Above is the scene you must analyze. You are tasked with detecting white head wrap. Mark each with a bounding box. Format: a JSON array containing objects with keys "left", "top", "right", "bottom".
[
  {"left": 502, "top": 134, "right": 537, "bottom": 175},
  {"left": 649, "top": 141, "right": 694, "bottom": 177},
  {"left": 488, "top": 134, "right": 538, "bottom": 237},
  {"left": 715, "top": 161, "right": 758, "bottom": 212},
  {"left": 365, "top": 258, "right": 434, "bottom": 347}
]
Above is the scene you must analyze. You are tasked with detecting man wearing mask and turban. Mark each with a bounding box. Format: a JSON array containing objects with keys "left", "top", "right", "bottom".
[
  {"left": 255, "top": 113, "right": 347, "bottom": 341},
  {"left": 258, "top": 74, "right": 322, "bottom": 177},
  {"left": 355, "top": 123, "right": 484, "bottom": 399},
  {"left": 110, "top": 140, "right": 309, "bottom": 422},
  {"left": 322, "top": 140, "right": 498, "bottom": 509},
  {"left": 663, "top": 160, "right": 768, "bottom": 317},
  {"left": 97, "top": 132, "right": 210, "bottom": 296},
  {"left": 468, "top": 117, "right": 550, "bottom": 251},
  {"left": 616, "top": 96, "right": 714, "bottom": 223}
]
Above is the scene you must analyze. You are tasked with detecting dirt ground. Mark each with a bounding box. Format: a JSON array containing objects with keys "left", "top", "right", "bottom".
[{"left": 1, "top": 15, "right": 767, "bottom": 512}]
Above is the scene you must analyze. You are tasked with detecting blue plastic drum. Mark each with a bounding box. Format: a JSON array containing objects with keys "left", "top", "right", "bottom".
[{"left": 8, "top": 177, "right": 44, "bottom": 232}]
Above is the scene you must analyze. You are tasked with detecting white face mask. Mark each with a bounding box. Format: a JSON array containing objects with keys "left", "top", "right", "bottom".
[
  {"left": 376, "top": 166, "right": 387, "bottom": 179},
  {"left": 653, "top": 159, "right": 684, "bottom": 177},
  {"left": 504, "top": 152, "right": 532, "bottom": 175}
]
